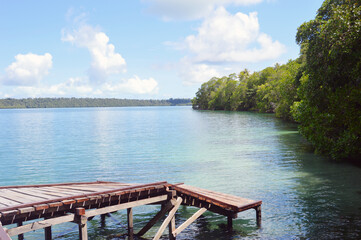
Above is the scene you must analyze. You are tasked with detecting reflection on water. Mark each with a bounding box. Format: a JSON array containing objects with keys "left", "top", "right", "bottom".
[{"left": 0, "top": 106, "right": 360, "bottom": 239}]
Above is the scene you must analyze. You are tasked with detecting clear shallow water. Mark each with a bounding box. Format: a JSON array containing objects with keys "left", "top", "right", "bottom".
[{"left": 1, "top": 106, "right": 361, "bottom": 239}]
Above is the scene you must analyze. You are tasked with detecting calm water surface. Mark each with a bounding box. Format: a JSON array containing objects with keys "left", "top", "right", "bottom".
[{"left": 1, "top": 106, "right": 361, "bottom": 239}]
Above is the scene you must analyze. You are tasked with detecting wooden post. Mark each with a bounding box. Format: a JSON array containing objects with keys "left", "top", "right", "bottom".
[
  {"left": 255, "top": 205, "right": 261, "bottom": 228},
  {"left": 43, "top": 217, "right": 52, "bottom": 240},
  {"left": 127, "top": 208, "right": 133, "bottom": 239},
  {"left": 169, "top": 216, "right": 176, "bottom": 240},
  {"left": 100, "top": 214, "right": 106, "bottom": 228},
  {"left": 76, "top": 208, "right": 88, "bottom": 240},
  {"left": 44, "top": 226, "right": 52, "bottom": 240},
  {"left": 17, "top": 222, "right": 24, "bottom": 240},
  {"left": 227, "top": 216, "right": 233, "bottom": 230}
]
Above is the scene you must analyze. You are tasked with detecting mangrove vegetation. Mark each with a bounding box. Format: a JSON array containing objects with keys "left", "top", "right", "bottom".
[{"left": 192, "top": 0, "right": 361, "bottom": 162}]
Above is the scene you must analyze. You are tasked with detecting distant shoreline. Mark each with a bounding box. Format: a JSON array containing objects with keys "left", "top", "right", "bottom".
[{"left": 0, "top": 97, "right": 191, "bottom": 109}]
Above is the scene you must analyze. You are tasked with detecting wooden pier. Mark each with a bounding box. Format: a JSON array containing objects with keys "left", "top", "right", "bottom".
[{"left": 0, "top": 181, "right": 262, "bottom": 239}]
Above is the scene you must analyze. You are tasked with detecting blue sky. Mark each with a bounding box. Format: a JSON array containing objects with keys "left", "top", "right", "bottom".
[{"left": 0, "top": 0, "right": 324, "bottom": 99}]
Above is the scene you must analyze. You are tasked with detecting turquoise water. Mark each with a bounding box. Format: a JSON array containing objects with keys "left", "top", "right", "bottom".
[{"left": 1, "top": 106, "right": 361, "bottom": 239}]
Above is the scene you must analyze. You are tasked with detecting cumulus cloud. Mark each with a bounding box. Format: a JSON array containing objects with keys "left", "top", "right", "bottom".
[
  {"left": 8, "top": 76, "right": 158, "bottom": 98},
  {"left": 1, "top": 53, "right": 52, "bottom": 86},
  {"left": 179, "top": 59, "right": 221, "bottom": 85},
  {"left": 62, "top": 25, "right": 126, "bottom": 83},
  {"left": 101, "top": 76, "right": 159, "bottom": 95},
  {"left": 143, "top": 0, "right": 263, "bottom": 20},
  {"left": 184, "top": 7, "right": 286, "bottom": 63},
  {"left": 169, "top": 7, "right": 285, "bottom": 85}
]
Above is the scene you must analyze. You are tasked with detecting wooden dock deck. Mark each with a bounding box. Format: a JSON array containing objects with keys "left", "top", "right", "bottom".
[{"left": 0, "top": 181, "right": 261, "bottom": 240}]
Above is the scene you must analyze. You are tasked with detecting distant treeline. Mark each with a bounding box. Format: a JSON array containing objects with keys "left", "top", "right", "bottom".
[{"left": 0, "top": 98, "right": 191, "bottom": 109}]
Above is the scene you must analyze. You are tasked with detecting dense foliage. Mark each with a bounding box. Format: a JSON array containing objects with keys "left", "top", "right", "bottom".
[
  {"left": 192, "top": 0, "right": 360, "bottom": 161},
  {"left": 293, "top": 0, "right": 361, "bottom": 161},
  {"left": 0, "top": 98, "right": 191, "bottom": 109},
  {"left": 192, "top": 58, "right": 302, "bottom": 121}
]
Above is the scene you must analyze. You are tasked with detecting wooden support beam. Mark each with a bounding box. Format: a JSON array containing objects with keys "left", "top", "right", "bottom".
[
  {"left": 44, "top": 226, "right": 52, "bottom": 240},
  {"left": 85, "top": 195, "right": 168, "bottom": 218},
  {"left": 255, "top": 205, "right": 261, "bottom": 228},
  {"left": 169, "top": 215, "right": 176, "bottom": 240},
  {"left": 172, "top": 208, "right": 207, "bottom": 237},
  {"left": 227, "top": 215, "right": 233, "bottom": 230},
  {"left": 76, "top": 208, "right": 88, "bottom": 240},
  {"left": 137, "top": 201, "right": 173, "bottom": 237},
  {"left": 127, "top": 208, "right": 134, "bottom": 239},
  {"left": 0, "top": 222, "right": 11, "bottom": 240},
  {"left": 153, "top": 197, "right": 182, "bottom": 240},
  {"left": 17, "top": 222, "right": 24, "bottom": 240},
  {"left": 100, "top": 214, "right": 106, "bottom": 228},
  {"left": 6, "top": 214, "right": 75, "bottom": 236}
]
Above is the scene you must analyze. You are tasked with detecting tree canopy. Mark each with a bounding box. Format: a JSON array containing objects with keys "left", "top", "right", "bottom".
[{"left": 192, "top": 0, "right": 361, "bottom": 162}]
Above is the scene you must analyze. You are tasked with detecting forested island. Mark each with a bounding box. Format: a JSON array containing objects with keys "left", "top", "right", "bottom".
[
  {"left": 192, "top": 0, "right": 361, "bottom": 162},
  {"left": 0, "top": 98, "right": 191, "bottom": 109}
]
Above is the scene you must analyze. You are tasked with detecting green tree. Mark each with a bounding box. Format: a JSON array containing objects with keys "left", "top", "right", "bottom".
[{"left": 293, "top": 0, "right": 361, "bottom": 160}]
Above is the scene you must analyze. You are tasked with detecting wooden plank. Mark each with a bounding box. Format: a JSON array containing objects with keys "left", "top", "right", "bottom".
[
  {"left": 0, "top": 196, "right": 22, "bottom": 207},
  {"left": 6, "top": 214, "right": 75, "bottom": 236},
  {"left": 0, "top": 189, "right": 48, "bottom": 203},
  {"left": 0, "top": 181, "right": 120, "bottom": 189},
  {"left": 153, "top": 197, "right": 182, "bottom": 240},
  {"left": 0, "top": 222, "right": 11, "bottom": 240},
  {"left": 25, "top": 188, "right": 67, "bottom": 198},
  {"left": 172, "top": 208, "right": 207, "bottom": 237},
  {"left": 11, "top": 188, "right": 57, "bottom": 200},
  {"left": 172, "top": 185, "right": 261, "bottom": 212},
  {"left": 85, "top": 195, "right": 168, "bottom": 218},
  {"left": 137, "top": 202, "right": 174, "bottom": 237}
]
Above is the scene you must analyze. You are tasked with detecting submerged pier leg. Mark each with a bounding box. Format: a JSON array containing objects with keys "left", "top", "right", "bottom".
[
  {"left": 17, "top": 222, "right": 24, "bottom": 240},
  {"left": 127, "top": 208, "right": 134, "bottom": 239},
  {"left": 100, "top": 214, "right": 106, "bottom": 228},
  {"left": 76, "top": 208, "right": 88, "bottom": 240},
  {"left": 227, "top": 216, "right": 233, "bottom": 230},
  {"left": 169, "top": 216, "right": 176, "bottom": 240},
  {"left": 44, "top": 226, "right": 52, "bottom": 240},
  {"left": 255, "top": 206, "right": 261, "bottom": 228}
]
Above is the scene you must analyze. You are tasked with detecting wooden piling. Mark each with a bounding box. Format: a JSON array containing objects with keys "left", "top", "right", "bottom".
[
  {"left": 127, "top": 208, "right": 134, "bottom": 239},
  {"left": 76, "top": 208, "right": 88, "bottom": 240},
  {"left": 17, "top": 222, "right": 24, "bottom": 240},
  {"left": 255, "top": 205, "right": 261, "bottom": 227}
]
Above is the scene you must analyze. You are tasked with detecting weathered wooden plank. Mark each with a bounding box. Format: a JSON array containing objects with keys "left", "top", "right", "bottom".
[
  {"left": 0, "top": 181, "right": 119, "bottom": 189},
  {"left": 11, "top": 188, "right": 57, "bottom": 200},
  {"left": 86, "top": 195, "right": 168, "bottom": 218},
  {"left": 172, "top": 185, "right": 261, "bottom": 212},
  {"left": 0, "top": 189, "right": 48, "bottom": 203},
  {"left": 26, "top": 187, "right": 67, "bottom": 197},
  {"left": 6, "top": 214, "right": 75, "bottom": 236},
  {"left": 0, "top": 222, "right": 11, "bottom": 240},
  {"left": 0, "top": 196, "right": 22, "bottom": 207},
  {"left": 137, "top": 202, "right": 174, "bottom": 237},
  {"left": 153, "top": 197, "right": 182, "bottom": 240},
  {"left": 173, "top": 208, "right": 207, "bottom": 237}
]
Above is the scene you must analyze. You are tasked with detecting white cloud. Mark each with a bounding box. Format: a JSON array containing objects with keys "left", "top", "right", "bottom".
[
  {"left": 1, "top": 53, "right": 52, "bottom": 86},
  {"left": 179, "top": 58, "right": 221, "bottom": 85},
  {"left": 62, "top": 25, "right": 126, "bottom": 83},
  {"left": 8, "top": 76, "right": 158, "bottom": 98},
  {"left": 168, "top": 7, "right": 285, "bottom": 85},
  {"left": 102, "top": 76, "right": 159, "bottom": 95},
  {"left": 143, "top": 0, "right": 263, "bottom": 20},
  {"left": 184, "top": 7, "right": 286, "bottom": 63}
]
